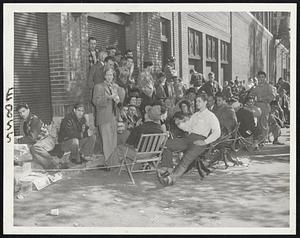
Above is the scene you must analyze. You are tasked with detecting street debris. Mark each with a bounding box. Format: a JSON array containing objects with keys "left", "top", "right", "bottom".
[
  {"left": 16, "top": 194, "right": 24, "bottom": 200},
  {"left": 50, "top": 209, "right": 59, "bottom": 216}
]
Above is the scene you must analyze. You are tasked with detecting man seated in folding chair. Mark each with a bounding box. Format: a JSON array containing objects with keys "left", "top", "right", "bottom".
[
  {"left": 109, "top": 104, "right": 166, "bottom": 181},
  {"left": 157, "top": 92, "right": 221, "bottom": 186}
]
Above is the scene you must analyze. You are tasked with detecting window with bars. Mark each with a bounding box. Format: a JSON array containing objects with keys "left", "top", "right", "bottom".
[
  {"left": 206, "top": 35, "right": 217, "bottom": 62},
  {"left": 188, "top": 28, "right": 202, "bottom": 59},
  {"left": 220, "top": 40, "right": 229, "bottom": 64}
]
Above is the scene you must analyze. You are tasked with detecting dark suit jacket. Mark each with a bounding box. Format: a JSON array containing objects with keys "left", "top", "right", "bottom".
[
  {"left": 199, "top": 81, "right": 222, "bottom": 96},
  {"left": 126, "top": 121, "right": 163, "bottom": 148},
  {"left": 87, "top": 63, "right": 105, "bottom": 89},
  {"left": 58, "top": 112, "right": 89, "bottom": 143},
  {"left": 236, "top": 107, "right": 256, "bottom": 138}
]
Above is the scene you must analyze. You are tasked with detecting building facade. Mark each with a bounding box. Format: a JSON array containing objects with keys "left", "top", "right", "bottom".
[{"left": 14, "top": 11, "right": 290, "bottom": 134}]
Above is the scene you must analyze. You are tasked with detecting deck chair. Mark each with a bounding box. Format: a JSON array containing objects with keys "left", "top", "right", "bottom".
[{"left": 118, "top": 133, "right": 169, "bottom": 184}]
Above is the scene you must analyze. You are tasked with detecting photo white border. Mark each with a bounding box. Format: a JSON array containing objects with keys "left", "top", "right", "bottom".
[{"left": 3, "top": 3, "right": 297, "bottom": 235}]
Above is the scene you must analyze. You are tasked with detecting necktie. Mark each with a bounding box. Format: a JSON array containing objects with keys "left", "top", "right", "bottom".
[{"left": 107, "top": 84, "right": 116, "bottom": 115}]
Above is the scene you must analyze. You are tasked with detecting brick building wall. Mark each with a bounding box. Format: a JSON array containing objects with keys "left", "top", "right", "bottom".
[
  {"left": 48, "top": 13, "right": 90, "bottom": 117},
  {"left": 43, "top": 11, "right": 287, "bottom": 121}
]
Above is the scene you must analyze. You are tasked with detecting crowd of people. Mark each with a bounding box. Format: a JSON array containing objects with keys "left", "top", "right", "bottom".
[{"left": 14, "top": 36, "right": 291, "bottom": 186}]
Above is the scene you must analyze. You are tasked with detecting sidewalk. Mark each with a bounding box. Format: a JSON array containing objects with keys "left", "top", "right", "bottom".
[{"left": 13, "top": 129, "right": 290, "bottom": 227}]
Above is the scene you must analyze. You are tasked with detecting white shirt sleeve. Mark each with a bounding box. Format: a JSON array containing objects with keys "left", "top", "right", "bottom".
[
  {"left": 178, "top": 116, "right": 193, "bottom": 132},
  {"left": 204, "top": 113, "right": 221, "bottom": 145}
]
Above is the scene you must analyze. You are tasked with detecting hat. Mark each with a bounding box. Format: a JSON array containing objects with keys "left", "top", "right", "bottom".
[{"left": 145, "top": 105, "right": 162, "bottom": 123}]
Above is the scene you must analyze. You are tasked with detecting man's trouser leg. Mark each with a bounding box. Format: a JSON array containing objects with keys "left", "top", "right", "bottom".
[
  {"left": 100, "top": 122, "right": 117, "bottom": 166},
  {"left": 283, "top": 108, "right": 290, "bottom": 124},
  {"left": 79, "top": 135, "right": 96, "bottom": 157},
  {"left": 270, "top": 124, "right": 281, "bottom": 142},
  {"left": 256, "top": 102, "right": 271, "bottom": 142},
  {"left": 171, "top": 140, "right": 206, "bottom": 181},
  {"left": 161, "top": 137, "right": 190, "bottom": 168},
  {"left": 30, "top": 136, "right": 58, "bottom": 169},
  {"left": 61, "top": 138, "right": 80, "bottom": 163},
  {"left": 164, "top": 134, "right": 207, "bottom": 182}
]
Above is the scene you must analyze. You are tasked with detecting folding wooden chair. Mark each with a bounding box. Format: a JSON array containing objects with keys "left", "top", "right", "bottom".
[{"left": 118, "top": 133, "right": 168, "bottom": 184}]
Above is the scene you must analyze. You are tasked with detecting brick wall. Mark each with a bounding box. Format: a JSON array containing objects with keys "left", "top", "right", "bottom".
[
  {"left": 47, "top": 13, "right": 66, "bottom": 116},
  {"left": 147, "top": 12, "right": 162, "bottom": 71},
  {"left": 48, "top": 13, "right": 90, "bottom": 117},
  {"left": 126, "top": 13, "right": 162, "bottom": 79}
]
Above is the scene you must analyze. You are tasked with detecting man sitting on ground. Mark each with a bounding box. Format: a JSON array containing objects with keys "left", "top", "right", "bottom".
[
  {"left": 15, "top": 103, "right": 59, "bottom": 169},
  {"left": 58, "top": 103, "right": 96, "bottom": 164},
  {"left": 158, "top": 92, "right": 221, "bottom": 186}
]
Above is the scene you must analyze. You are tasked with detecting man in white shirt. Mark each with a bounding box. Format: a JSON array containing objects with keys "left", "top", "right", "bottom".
[{"left": 158, "top": 92, "right": 221, "bottom": 186}]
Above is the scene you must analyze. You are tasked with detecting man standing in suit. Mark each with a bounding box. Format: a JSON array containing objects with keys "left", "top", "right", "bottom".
[
  {"left": 92, "top": 68, "right": 120, "bottom": 167},
  {"left": 87, "top": 56, "right": 115, "bottom": 90}
]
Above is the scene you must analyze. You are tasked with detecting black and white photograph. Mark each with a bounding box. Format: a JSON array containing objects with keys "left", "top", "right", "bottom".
[{"left": 3, "top": 3, "right": 296, "bottom": 235}]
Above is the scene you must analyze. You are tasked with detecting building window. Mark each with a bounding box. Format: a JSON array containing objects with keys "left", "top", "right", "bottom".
[
  {"left": 161, "top": 18, "right": 171, "bottom": 68},
  {"left": 188, "top": 28, "right": 202, "bottom": 59},
  {"left": 220, "top": 40, "right": 229, "bottom": 64},
  {"left": 206, "top": 35, "right": 217, "bottom": 62}
]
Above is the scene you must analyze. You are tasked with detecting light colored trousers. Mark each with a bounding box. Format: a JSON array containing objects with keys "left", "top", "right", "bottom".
[
  {"left": 99, "top": 122, "right": 117, "bottom": 165},
  {"left": 256, "top": 102, "right": 271, "bottom": 142}
]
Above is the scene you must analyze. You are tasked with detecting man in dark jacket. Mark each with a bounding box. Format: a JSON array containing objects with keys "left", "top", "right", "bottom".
[
  {"left": 214, "top": 92, "right": 238, "bottom": 135},
  {"left": 15, "top": 103, "right": 59, "bottom": 169},
  {"left": 199, "top": 72, "right": 222, "bottom": 97},
  {"left": 58, "top": 103, "right": 96, "bottom": 164},
  {"left": 228, "top": 98, "right": 256, "bottom": 138}
]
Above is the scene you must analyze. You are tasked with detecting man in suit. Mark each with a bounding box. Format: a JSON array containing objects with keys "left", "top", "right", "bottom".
[
  {"left": 138, "top": 61, "right": 155, "bottom": 114},
  {"left": 92, "top": 68, "right": 120, "bottom": 167},
  {"left": 87, "top": 56, "right": 115, "bottom": 90}
]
